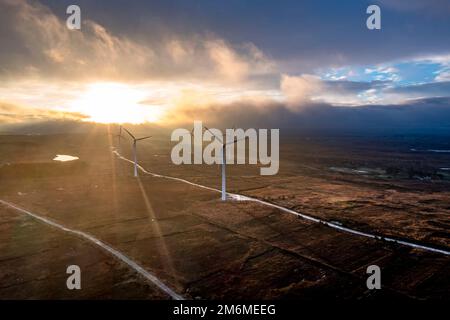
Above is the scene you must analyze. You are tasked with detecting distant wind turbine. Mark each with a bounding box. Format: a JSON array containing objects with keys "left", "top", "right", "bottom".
[
  {"left": 204, "top": 125, "right": 245, "bottom": 201},
  {"left": 122, "top": 127, "right": 152, "bottom": 177},
  {"left": 115, "top": 125, "right": 123, "bottom": 152}
]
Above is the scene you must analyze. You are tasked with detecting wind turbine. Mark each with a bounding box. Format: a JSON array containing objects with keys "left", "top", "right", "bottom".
[
  {"left": 115, "top": 125, "right": 123, "bottom": 152},
  {"left": 122, "top": 127, "right": 152, "bottom": 177},
  {"left": 203, "top": 125, "right": 245, "bottom": 201}
]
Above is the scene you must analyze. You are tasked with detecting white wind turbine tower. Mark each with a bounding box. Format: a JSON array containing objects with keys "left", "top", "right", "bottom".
[
  {"left": 204, "top": 125, "right": 245, "bottom": 201},
  {"left": 122, "top": 127, "right": 152, "bottom": 177}
]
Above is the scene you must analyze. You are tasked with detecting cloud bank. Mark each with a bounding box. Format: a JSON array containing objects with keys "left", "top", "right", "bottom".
[
  {"left": 0, "top": 0, "right": 449, "bottom": 132},
  {"left": 0, "top": 0, "right": 274, "bottom": 84}
]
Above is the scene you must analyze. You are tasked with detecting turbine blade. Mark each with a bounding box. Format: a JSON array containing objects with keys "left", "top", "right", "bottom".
[
  {"left": 204, "top": 125, "right": 223, "bottom": 144},
  {"left": 122, "top": 127, "right": 136, "bottom": 140},
  {"left": 136, "top": 135, "right": 152, "bottom": 141},
  {"left": 225, "top": 136, "right": 247, "bottom": 145}
]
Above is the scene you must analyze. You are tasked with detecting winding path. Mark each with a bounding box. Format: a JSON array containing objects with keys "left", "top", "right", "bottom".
[
  {"left": 113, "top": 149, "right": 450, "bottom": 256},
  {"left": 0, "top": 199, "right": 184, "bottom": 300}
]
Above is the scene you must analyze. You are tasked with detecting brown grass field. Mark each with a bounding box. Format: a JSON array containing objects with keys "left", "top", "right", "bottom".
[{"left": 0, "top": 131, "right": 449, "bottom": 300}]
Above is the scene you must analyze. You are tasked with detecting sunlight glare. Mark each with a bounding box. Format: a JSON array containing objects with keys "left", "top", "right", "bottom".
[{"left": 70, "top": 83, "right": 165, "bottom": 124}]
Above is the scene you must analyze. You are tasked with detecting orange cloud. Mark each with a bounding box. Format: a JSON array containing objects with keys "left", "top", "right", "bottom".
[{"left": 280, "top": 74, "right": 323, "bottom": 110}]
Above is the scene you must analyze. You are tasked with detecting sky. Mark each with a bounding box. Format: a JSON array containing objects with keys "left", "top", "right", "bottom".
[{"left": 0, "top": 0, "right": 450, "bottom": 132}]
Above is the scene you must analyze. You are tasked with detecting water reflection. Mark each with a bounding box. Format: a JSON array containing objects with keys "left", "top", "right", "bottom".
[{"left": 53, "top": 154, "right": 79, "bottom": 162}]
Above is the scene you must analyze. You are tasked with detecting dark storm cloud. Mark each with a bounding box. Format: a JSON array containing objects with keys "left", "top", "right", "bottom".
[
  {"left": 386, "top": 81, "right": 450, "bottom": 97},
  {"left": 0, "top": 0, "right": 274, "bottom": 82},
  {"left": 376, "top": 0, "right": 450, "bottom": 15},
  {"left": 1, "top": 0, "right": 450, "bottom": 133},
  {"left": 3, "top": 97, "right": 450, "bottom": 135},
  {"left": 167, "top": 95, "right": 450, "bottom": 134},
  {"left": 322, "top": 80, "right": 388, "bottom": 94},
  {"left": 319, "top": 80, "right": 450, "bottom": 105},
  {"left": 39, "top": 0, "right": 450, "bottom": 73},
  {"left": 3, "top": 0, "right": 450, "bottom": 83}
]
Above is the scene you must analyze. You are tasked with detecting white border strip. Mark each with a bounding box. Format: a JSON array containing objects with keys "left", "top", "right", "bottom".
[
  {"left": 0, "top": 199, "right": 184, "bottom": 300},
  {"left": 114, "top": 149, "right": 450, "bottom": 256}
]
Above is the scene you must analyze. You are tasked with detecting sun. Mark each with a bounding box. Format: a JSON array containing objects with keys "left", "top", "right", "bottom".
[{"left": 70, "top": 82, "right": 165, "bottom": 124}]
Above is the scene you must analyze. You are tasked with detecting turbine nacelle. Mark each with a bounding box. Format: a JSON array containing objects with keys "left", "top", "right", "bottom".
[
  {"left": 122, "top": 127, "right": 152, "bottom": 177},
  {"left": 203, "top": 125, "right": 247, "bottom": 201}
]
